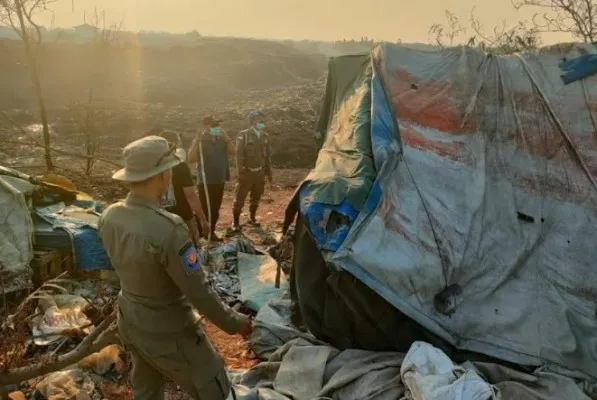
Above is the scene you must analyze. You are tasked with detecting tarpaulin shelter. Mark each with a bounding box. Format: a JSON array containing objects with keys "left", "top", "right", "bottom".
[
  {"left": 0, "top": 166, "right": 111, "bottom": 292},
  {"left": 284, "top": 42, "right": 597, "bottom": 381}
]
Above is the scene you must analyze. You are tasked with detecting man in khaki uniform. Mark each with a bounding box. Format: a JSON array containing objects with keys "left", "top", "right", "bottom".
[
  {"left": 232, "top": 110, "right": 273, "bottom": 231},
  {"left": 98, "top": 136, "right": 251, "bottom": 400}
]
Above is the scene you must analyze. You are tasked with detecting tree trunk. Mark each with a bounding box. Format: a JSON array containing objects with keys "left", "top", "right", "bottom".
[
  {"left": 32, "top": 67, "right": 53, "bottom": 172},
  {"left": 15, "top": 1, "right": 53, "bottom": 171},
  {"left": 85, "top": 90, "right": 93, "bottom": 175}
]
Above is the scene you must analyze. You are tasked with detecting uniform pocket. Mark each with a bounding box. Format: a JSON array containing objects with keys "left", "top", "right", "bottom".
[
  {"left": 175, "top": 325, "right": 224, "bottom": 386},
  {"left": 194, "top": 368, "right": 231, "bottom": 400}
]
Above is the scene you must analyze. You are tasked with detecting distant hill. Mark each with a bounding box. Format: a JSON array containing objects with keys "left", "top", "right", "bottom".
[{"left": 0, "top": 25, "right": 438, "bottom": 56}]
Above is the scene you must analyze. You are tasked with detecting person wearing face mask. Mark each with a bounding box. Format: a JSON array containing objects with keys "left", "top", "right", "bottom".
[
  {"left": 188, "top": 116, "right": 233, "bottom": 241},
  {"left": 98, "top": 135, "right": 252, "bottom": 400},
  {"left": 152, "top": 130, "right": 209, "bottom": 245},
  {"left": 231, "top": 110, "right": 273, "bottom": 231}
]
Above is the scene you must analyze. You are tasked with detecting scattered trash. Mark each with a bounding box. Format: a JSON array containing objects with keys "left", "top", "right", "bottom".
[
  {"left": 30, "top": 295, "right": 92, "bottom": 346},
  {"left": 7, "top": 391, "right": 25, "bottom": 400},
  {"left": 237, "top": 252, "right": 287, "bottom": 312},
  {"left": 204, "top": 238, "right": 259, "bottom": 305},
  {"left": 77, "top": 345, "right": 124, "bottom": 376},
  {"left": 401, "top": 342, "right": 497, "bottom": 400},
  {"left": 35, "top": 368, "right": 95, "bottom": 400}
]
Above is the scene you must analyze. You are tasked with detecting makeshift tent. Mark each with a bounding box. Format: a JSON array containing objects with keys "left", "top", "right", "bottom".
[
  {"left": 284, "top": 42, "right": 597, "bottom": 381},
  {"left": 0, "top": 166, "right": 111, "bottom": 292},
  {"left": 0, "top": 170, "right": 36, "bottom": 292}
]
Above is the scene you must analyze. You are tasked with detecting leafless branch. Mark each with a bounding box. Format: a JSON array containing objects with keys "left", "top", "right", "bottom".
[
  {"left": 428, "top": 7, "right": 541, "bottom": 53},
  {"left": 513, "top": 0, "right": 597, "bottom": 42},
  {"left": 428, "top": 10, "right": 467, "bottom": 47},
  {"left": 0, "top": 111, "right": 122, "bottom": 168},
  {"left": 468, "top": 6, "right": 541, "bottom": 53},
  {"left": 0, "top": 311, "right": 118, "bottom": 386},
  {"left": 0, "top": 273, "right": 119, "bottom": 389}
]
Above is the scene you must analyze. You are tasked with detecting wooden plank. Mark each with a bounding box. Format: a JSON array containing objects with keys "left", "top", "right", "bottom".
[{"left": 30, "top": 250, "right": 74, "bottom": 287}]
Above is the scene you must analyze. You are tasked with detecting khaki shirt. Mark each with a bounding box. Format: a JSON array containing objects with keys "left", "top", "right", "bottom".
[
  {"left": 98, "top": 193, "right": 246, "bottom": 335},
  {"left": 236, "top": 128, "right": 272, "bottom": 177}
]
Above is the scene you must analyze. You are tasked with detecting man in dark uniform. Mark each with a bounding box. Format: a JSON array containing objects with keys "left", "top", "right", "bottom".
[
  {"left": 232, "top": 110, "right": 273, "bottom": 231},
  {"left": 156, "top": 129, "right": 209, "bottom": 245},
  {"left": 99, "top": 136, "right": 251, "bottom": 400}
]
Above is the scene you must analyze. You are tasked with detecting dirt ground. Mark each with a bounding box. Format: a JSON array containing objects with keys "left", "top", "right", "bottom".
[{"left": 195, "top": 168, "right": 308, "bottom": 369}]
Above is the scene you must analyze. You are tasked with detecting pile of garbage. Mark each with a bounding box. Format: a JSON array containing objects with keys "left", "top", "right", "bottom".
[
  {"left": 203, "top": 238, "right": 289, "bottom": 312},
  {"left": 1, "top": 278, "right": 122, "bottom": 400},
  {"left": 1, "top": 237, "right": 290, "bottom": 399}
]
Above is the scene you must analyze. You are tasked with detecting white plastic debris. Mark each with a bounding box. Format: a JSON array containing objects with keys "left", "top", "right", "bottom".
[
  {"left": 31, "top": 295, "right": 92, "bottom": 346},
  {"left": 35, "top": 368, "right": 95, "bottom": 400},
  {"left": 400, "top": 341, "right": 498, "bottom": 400}
]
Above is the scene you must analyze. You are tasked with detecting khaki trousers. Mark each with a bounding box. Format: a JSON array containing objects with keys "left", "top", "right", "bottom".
[{"left": 119, "top": 318, "right": 233, "bottom": 400}]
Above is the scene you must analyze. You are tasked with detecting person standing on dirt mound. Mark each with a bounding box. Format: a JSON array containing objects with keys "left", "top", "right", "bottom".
[
  {"left": 188, "top": 116, "right": 233, "bottom": 241},
  {"left": 98, "top": 135, "right": 252, "bottom": 400},
  {"left": 232, "top": 110, "right": 273, "bottom": 231}
]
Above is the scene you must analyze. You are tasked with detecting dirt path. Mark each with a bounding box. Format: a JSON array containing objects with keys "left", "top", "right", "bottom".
[{"left": 197, "top": 168, "right": 307, "bottom": 369}]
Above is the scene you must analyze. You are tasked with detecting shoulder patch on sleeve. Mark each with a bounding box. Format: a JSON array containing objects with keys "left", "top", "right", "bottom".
[{"left": 178, "top": 241, "right": 201, "bottom": 275}]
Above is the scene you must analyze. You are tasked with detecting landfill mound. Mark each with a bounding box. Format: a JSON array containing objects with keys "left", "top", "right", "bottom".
[
  {"left": 0, "top": 36, "right": 327, "bottom": 108},
  {"left": 0, "top": 37, "right": 327, "bottom": 169}
]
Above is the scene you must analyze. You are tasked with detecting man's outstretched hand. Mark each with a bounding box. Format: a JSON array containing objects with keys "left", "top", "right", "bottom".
[
  {"left": 238, "top": 316, "right": 253, "bottom": 338},
  {"left": 199, "top": 217, "right": 210, "bottom": 238}
]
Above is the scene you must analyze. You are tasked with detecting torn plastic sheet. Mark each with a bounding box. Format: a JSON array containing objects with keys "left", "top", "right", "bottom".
[
  {"left": 237, "top": 252, "right": 287, "bottom": 312},
  {"left": 36, "top": 203, "right": 111, "bottom": 271},
  {"left": 30, "top": 295, "right": 92, "bottom": 346},
  {"left": 560, "top": 53, "right": 597, "bottom": 84},
  {"left": 295, "top": 42, "right": 597, "bottom": 378},
  {"left": 0, "top": 172, "right": 34, "bottom": 293},
  {"left": 36, "top": 203, "right": 101, "bottom": 230},
  {"left": 230, "top": 294, "right": 594, "bottom": 399},
  {"left": 35, "top": 368, "right": 95, "bottom": 400},
  {"left": 401, "top": 342, "right": 497, "bottom": 400},
  {"left": 204, "top": 238, "right": 262, "bottom": 305}
]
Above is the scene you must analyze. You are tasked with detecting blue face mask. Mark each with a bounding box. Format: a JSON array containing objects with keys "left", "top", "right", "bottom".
[
  {"left": 209, "top": 126, "right": 221, "bottom": 136},
  {"left": 255, "top": 122, "right": 265, "bottom": 130}
]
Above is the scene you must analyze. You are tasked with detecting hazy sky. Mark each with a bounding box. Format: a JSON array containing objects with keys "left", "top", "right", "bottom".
[{"left": 37, "top": 0, "right": 571, "bottom": 44}]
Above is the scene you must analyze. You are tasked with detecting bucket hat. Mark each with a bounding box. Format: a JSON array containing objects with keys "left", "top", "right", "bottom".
[{"left": 112, "top": 136, "right": 183, "bottom": 182}]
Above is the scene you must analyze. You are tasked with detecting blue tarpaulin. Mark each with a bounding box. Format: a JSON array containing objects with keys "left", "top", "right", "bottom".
[{"left": 36, "top": 201, "right": 111, "bottom": 271}]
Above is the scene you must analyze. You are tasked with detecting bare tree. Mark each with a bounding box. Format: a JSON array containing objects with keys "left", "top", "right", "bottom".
[
  {"left": 429, "top": 8, "right": 541, "bottom": 54},
  {"left": 0, "top": 0, "right": 54, "bottom": 171},
  {"left": 469, "top": 8, "right": 542, "bottom": 53},
  {"left": 513, "top": 0, "right": 597, "bottom": 42},
  {"left": 66, "top": 90, "right": 108, "bottom": 175},
  {"left": 429, "top": 10, "right": 467, "bottom": 47},
  {"left": 66, "top": 8, "right": 123, "bottom": 175}
]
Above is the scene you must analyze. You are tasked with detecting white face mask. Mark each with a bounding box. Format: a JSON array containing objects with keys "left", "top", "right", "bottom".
[
  {"left": 177, "top": 148, "right": 187, "bottom": 161},
  {"left": 160, "top": 172, "right": 176, "bottom": 208}
]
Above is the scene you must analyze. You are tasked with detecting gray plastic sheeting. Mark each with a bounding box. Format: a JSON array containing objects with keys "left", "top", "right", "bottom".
[
  {"left": 321, "top": 42, "right": 597, "bottom": 379},
  {"left": 0, "top": 174, "right": 34, "bottom": 292},
  {"left": 230, "top": 294, "right": 595, "bottom": 399},
  {"left": 237, "top": 252, "right": 288, "bottom": 312}
]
